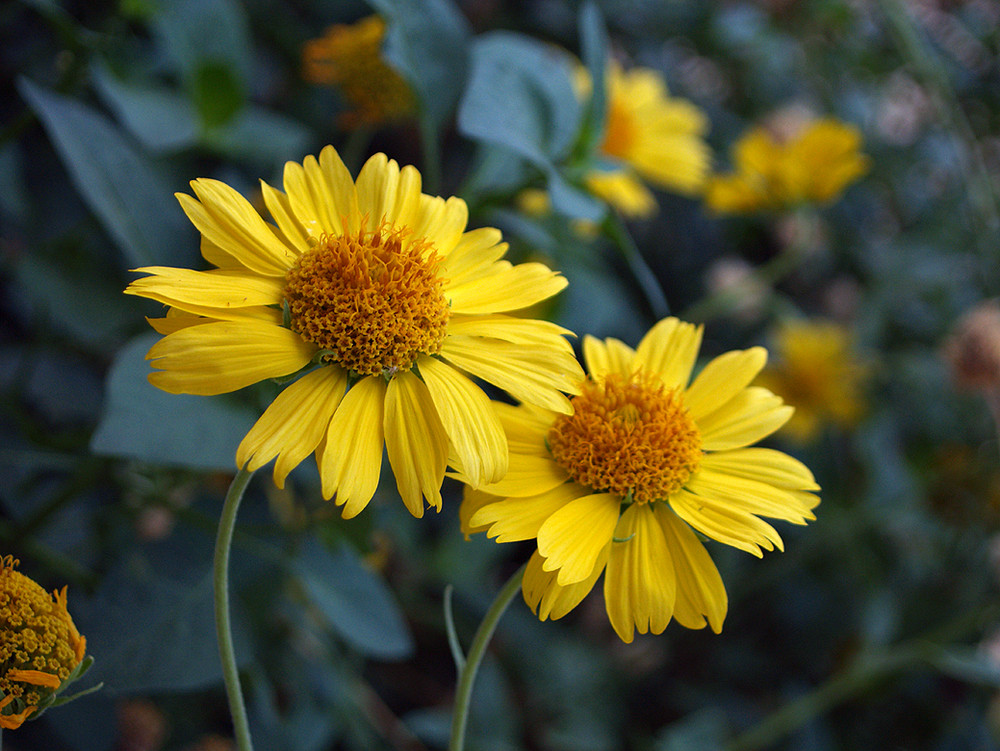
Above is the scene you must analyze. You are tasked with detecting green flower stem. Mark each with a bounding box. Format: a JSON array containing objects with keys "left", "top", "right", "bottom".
[
  {"left": 448, "top": 563, "right": 527, "bottom": 751},
  {"left": 603, "top": 213, "right": 670, "bottom": 319},
  {"left": 215, "top": 466, "right": 256, "bottom": 751}
]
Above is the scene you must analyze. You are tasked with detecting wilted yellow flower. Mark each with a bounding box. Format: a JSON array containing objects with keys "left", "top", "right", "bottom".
[
  {"left": 302, "top": 15, "right": 414, "bottom": 129},
  {"left": 461, "top": 318, "right": 819, "bottom": 643},
  {"left": 755, "top": 319, "right": 869, "bottom": 442},
  {"left": 581, "top": 62, "right": 711, "bottom": 218},
  {"left": 0, "top": 556, "right": 87, "bottom": 729},
  {"left": 706, "top": 117, "right": 869, "bottom": 214},
  {"left": 943, "top": 300, "right": 1000, "bottom": 392},
  {"left": 126, "top": 147, "right": 583, "bottom": 519}
]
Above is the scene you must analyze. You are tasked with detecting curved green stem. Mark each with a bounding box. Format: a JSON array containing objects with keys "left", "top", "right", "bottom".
[
  {"left": 448, "top": 563, "right": 527, "bottom": 751},
  {"left": 215, "top": 466, "right": 256, "bottom": 751},
  {"left": 603, "top": 213, "right": 670, "bottom": 319}
]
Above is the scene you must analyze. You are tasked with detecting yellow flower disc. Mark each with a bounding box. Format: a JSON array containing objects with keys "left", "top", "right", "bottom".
[
  {"left": 600, "top": 99, "right": 636, "bottom": 160},
  {"left": 284, "top": 222, "right": 450, "bottom": 376},
  {"left": 0, "top": 557, "right": 84, "bottom": 725},
  {"left": 547, "top": 374, "right": 702, "bottom": 503}
]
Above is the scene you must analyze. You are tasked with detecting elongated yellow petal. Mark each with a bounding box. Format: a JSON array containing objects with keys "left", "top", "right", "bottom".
[
  {"left": 446, "top": 314, "right": 576, "bottom": 347},
  {"left": 409, "top": 194, "right": 468, "bottom": 257},
  {"left": 6, "top": 668, "right": 61, "bottom": 688},
  {"left": 669, "top": 488, "right": 783, "bottom": 556},
  {"left": 384, "top": 370, "right": 449, "bottom": 517},
  {"left": 355, "top": 153, "right": 421, "bottom": 231},
  {"left": 147, "top": 303, "right": 282, "bottom": 325},
  {"left": 440, "top": 227, "right": 507, "bottom": 280},
  {"left": 603, "top": 504, "right": 676, "bottom": 643},
  {"left": 146, "top": 320, "right": 316, "bottom": 395},
  {"left": 446, "top": 263, "right": 568, "bottom": 314},
  {"left": 492, "top": 401, "right": 557, "bottom": 458},
  {"left": 460, "top": 487, "right": 499, "bottom": 538},
  {"left": 236, "top": 366, "right": 347, "bottom": 486},
  {"left": 537, "top": 492, "right": 620, "bottom": 585},
  {"left": 470, "top": 482, "right": 585, "bottom": 543},
  {"left": 698, "top": 387, "right": 794, "bottom": 451},
  {"left": 633, "top": 317, "right": 703, "bottom": 390},
  {"left": 180, "top": 179, "right": 296, "bottom": 276},
  {"left": 698, "top": 448, "right": 820, "bottom": 491},
  {"left": 523, "top": 546, "right": 608, "bottom": 621},
  {"left": 126, "top": 267, "right": 284, "bottom": 310},
  {"left": 260, "top": 181, "right": 311, "bottom": 253},
  {"left": 687, "top": 467, "right": 817, "bottom": 524},
  {"left": 282, "top": 149, "right": 357, "bottom": 238},
  {"left": 476, "top": 452, "right": 570, "bottom": 497},
  {"left": 418, "top": 356, "right": 507, "bottom": 487},
  {"left": 317, "top": 375, "right": 386, "bottom": 518},
  {"left": 582, "top": 335, "right": 636, "bottom": 379},
  {"left": 440, "top": 337, "right": 580, "bottom": 414},
  {"left": 684, "top": 347, "right": 767, "bottom": 420},
  {"left": 654, "top": 505, "right": 727, "bottom": 633}
]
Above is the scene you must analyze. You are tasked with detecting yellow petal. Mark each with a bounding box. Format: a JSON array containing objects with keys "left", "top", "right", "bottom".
[
  {"left": 317, "top": 375, "right": 386, "bottom": 517},
  {"left": 355, "top": 153, "right": 421, "bottom": 230},
  {"left": 260, "top": 181, "right": 311, "bottom": 253},
  {"left": 684, "top": 347, "right": 767, "bottom": 420},
  {"left": 582, "top": 335, "right": 636, "bottom": 379},
  {"left": 384, "top": 370, "right": 449, "bottom": 517},
  {"left": 523, "top": 546, "right": 608, "bottom": 621},
  {"left": 634, "top": 317, "right": 704, "bottom": 390},
  {"left": 446, "top": 314, "right": 576, "bottom": 348},
  {"left": 446, "top": 262, "right": 568, "bottom": 314},
  {"left": 417, "top": 355, "right": 507, "bottom": 486},
  {"left": 537, "top": 492, "right": 620, "bottom": 585},
  {"left": 492, "top": 401, "right": 558, "bottom": 457},
  {"left": 689, "top": 465, "right": 818, "bottom": 524},
  {"left": 146, "top": 320, "right": 316, "bottom": 395},
  {"left": 477, "top": 451, "right": 570, "bottom": 498},
  {"left": 126, "top": 267, "right": 284, "bottom": 310},
  {"left": 440, "top": 227, "right": 507, "bottom": 280},
  {"left": 236, "top": 366, "right": 347, "bottom": 486},
  {"left": 668, "top": 488, "right": 783, "bottom": 556},
  {"left": 460, "top": 487, "right": 499, "bottom": 538},
  {"left": 6, "top": 668, "right": 61, "bottom": 688},
  {"left": 470, "top": 482, "right": 586, "bottom": 543},
  {"left": 180, "top": 179, "right": 296, "bottom": 276},
  {"left": 409, "top": 194, "right": 468, "bottom": 257},
  {"left": 699, "top": 448, "right": 820, "bottom": 491},
  {"left": 697, "top": 387, "right": 794, "bottom": 451},
  {"left": 440, "top": 336, "right": 581, "bottom": 414},
  {"left": 603, "top": 504, "right": 676, "bottom": 643},
  {"left": 653, "top": 505, "right": 727, "bottom": 633},
  {"left": 282, "top": 149, "right": 357, "bottom": 238}
]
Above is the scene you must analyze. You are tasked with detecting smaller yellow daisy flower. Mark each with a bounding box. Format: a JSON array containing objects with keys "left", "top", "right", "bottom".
[
  {"left": 756, "top": 319, "right": 869, "bottom": 442},
  {"left": 706, "top": 117, "right": 869, "bottom": 214},
  {"left": 460, "top": 318, "right": 820, "bottom": 642},
  {"left": 0, "top": 556, "right": 87, "bottom": 729},
  {"left": 580, "top": 62, "right": 712, "bottom": 218},
  {"left": 302, "top": 15, "right": 415, "bottom": 129}
]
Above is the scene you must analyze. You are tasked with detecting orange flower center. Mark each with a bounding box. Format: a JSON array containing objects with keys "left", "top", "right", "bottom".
[
  {"left": 283, "top": 221, "right": 450, "bottom": 376},
  {"left": 547, "top": 373, "right": 702, "bottom": 503},
  {"left": 600, "top": 99, "right": 636, "bottom": 159}
]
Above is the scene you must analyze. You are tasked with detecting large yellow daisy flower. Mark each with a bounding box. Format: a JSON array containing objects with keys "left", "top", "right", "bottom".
[
  {"left": 581, "top": 62, "right": 711, "bottom": 218},
  {"left": 125, "top": 147, "right": 583, "bottom": 519},
  {"left": 460, "top": 318, "right": 819, "bottom": 642}
]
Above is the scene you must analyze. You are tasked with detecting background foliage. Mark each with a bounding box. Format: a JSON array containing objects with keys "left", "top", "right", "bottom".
[{"left": 3, "top": 0, "right": 1000, "bottom": 749}]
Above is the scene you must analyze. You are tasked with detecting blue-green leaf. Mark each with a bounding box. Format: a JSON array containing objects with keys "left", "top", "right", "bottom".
[{"left": 578, "top": 1, "right": 609, "bottom": 155}]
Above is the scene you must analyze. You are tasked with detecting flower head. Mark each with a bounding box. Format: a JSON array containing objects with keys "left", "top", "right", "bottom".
[
  {"left": 581, "top": 62, "right": 711, "bottom": 217},
  {"left": 705, "top": 116, "right": 869, "bottom": 214},
  {"left": 125, "top": 147, "right": 582, "bottom": 519},
  {"left": 755, "top": 319, "right": 869, "bottom": 442},
  {"left": 0, "top": 556, "right": 87, "bottom": 729},
  {"left": 302, "top": 16, "right": 414, "bottom": 129},
  {"left": 460, "top": 318, "right": 819, "bottom": 642}
]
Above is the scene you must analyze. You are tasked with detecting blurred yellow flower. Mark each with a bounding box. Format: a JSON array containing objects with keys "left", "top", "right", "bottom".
[
  {"left": 581, "top": 62, "right": 712, "bottom": 218},
  {"left": 126, "top": 146, "right": 582, "bottom": 519},
  {"left": 756, "top": 319, "right": 869, "bottom": 442},
  {"left": 460, "top": 318, "right": 819, "bottom": 642},
  {"left": 706, "top": 117, "right": 869, "bottom": 214},
  {"left": 302, "top": 15, "right": 414, "bottom": 129},
  {"left": 1, "top": 556, "right": 87, "bottom": 729}
]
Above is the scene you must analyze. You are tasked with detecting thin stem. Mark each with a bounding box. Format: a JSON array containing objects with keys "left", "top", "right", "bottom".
[
  {"left": 418, "top": 115, "right": 442, "bottom": 197},
  {"left": 215, "top": 466, "right": 256, "bottom": 751},
  {"left": 603, "top": 213, "right": 669, "bottom": 319},
  {"left": 448, "top": 563, "right": 526, "bottom": 751}
]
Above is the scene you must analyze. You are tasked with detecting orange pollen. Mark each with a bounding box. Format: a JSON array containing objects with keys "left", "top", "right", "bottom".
[
  {"left": 283, "top": 220, "right": 450, "bottom": 376},
  {"left": 601, "top": 100, "right": 636, "bottom": 159},
  {"left": 547, "top": 373, "right": 702, "bottom": 503}
]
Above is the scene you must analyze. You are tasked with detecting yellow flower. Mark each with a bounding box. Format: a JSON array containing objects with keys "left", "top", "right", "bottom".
[
  {"left": 460, "top": 318, "right": 819, "bottom": 643},
  {"left": 125, "top": 147, "right": 583, "bottom": 519},
  {"left": 581, "top": 62, "right": 711, "bottom": 217},
  {"left": 301, "top": 16, "right": 414, "bottom": 129},
  {"left": 0, "top": 556, "right": 87, "bottom": 730},
  {"left": 706, "top": 117, "right": 870, "bottom": 214},
  {"left": 756, "top": 319, "right": 869, "bottom": 442}
]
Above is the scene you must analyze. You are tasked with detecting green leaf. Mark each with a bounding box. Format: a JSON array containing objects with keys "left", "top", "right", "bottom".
[
  {"left": 367, "top": 0, "right": 472, "bottom": 130},
  {"left": 90, "top": 333, "right": 258, "bottom": 471},
  {"left": 192, "top": 60, "right": 245, "bottom": 130},
  {"left": 17, "top": 79, "right": 196, "bottom": 267},
  {"left": 293, "top": 538, "right": 413, "bottom": 660},
  {"left": 458, "top": 32, "right": 581, "bottom": 168},
  {"left": 578, "top": 1, "right": 609, "bottom": 156}
]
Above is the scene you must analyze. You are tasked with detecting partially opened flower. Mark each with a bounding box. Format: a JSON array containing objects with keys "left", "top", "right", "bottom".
[
  {"left": 1, "top": 556, "right": 88, "bottom": 729},
  {"left": 756, "top": 318, "right": 869, "bottom": 442},
  {"left": 461, "top": 318, "right": 819, "bottom": 642},
  {"left": 126, "top": 147, "right": 582, "bottom": 518},
  {"left": 580, "top": 61, "right": 711, "bottom": 218},
  {"left": 706, "top": 116, "right": 869, "bottom": 214},
  {"left": 302, "top": 15, "right": 414, "bottom": 129}
]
